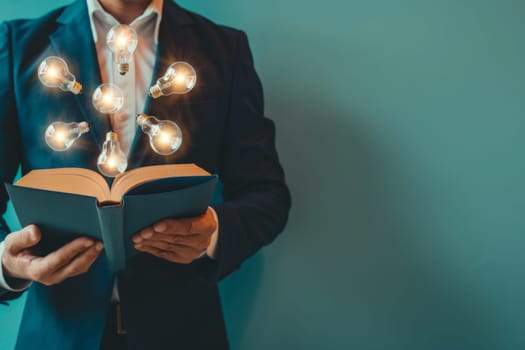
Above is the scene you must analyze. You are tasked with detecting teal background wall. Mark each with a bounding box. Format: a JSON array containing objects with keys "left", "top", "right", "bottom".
[{"left": 1, "top": 1, "right": 524, "bottom": 349}]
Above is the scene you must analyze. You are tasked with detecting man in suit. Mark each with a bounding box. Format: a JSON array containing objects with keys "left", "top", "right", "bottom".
[{"left": 0, "top": 0, "right": 291, "bottom": 349}]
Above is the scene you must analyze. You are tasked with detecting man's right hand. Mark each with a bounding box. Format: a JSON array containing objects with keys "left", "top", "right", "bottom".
[{"left": 1, "top": 224, "right": 104, "bottom": 286}]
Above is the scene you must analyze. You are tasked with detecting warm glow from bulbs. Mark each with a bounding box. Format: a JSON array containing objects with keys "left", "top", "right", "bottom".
[
  {"left": 45, "top": 121, "right": 89, "bottom": 152},
  {"left": 47, "top": 67, "right": 58, "bottom": 78},
  {"left": 137, "top": 114, "right": 183, "bottom": 155},
  {"left": 97, "top": 131, "right": 128, "bottom": 177},
  {"left": 117, "top": 36, "right": 127, "bottom": 47},
  {"left": 107, "top": 156, "right": 117, "bottom": 169},
  {"left": 159, "top": 132, "right": 171, "bottom": 144},
  {"left": 103, "top": 94, "right": 113, "bottom": 104},
  {"left": 92, "top": 83, "right": 124, "bottom": 114},
  {"left": 54, "top": 130, "right": 66, "bottom": 142},
  {"left": 175, "top": 73, "right": 186, "bottom": 84},
  {"left": 149, "top": 62, "right": 197, "bottom": 98},
  {"left": 38, "top": 56, "right": 82, "bottom": 94},
  {"left": 44, "top": 66, "right": 62, "bottom": 85}
]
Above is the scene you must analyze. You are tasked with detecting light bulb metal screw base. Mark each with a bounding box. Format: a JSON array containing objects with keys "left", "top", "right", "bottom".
[
  {"left": 70, "top": 81, "right": 82, "bottom": 94},
  {"left": 77, "top": 122, "right": 90, "bottom": 134},
  {"left": 105, "top": 131, "right": 119, "bottom": 142},
  {"left": 136, "top": 114, "right": 149, "bottom": 126},
  {"left": 149, "top": 85, "right": 162, "bottom": 99},
  {"left": 118, "top": 63, "right": 129, "bottom": 75}
]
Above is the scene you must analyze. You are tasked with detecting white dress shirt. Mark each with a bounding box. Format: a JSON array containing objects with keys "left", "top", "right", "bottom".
[
  {"left": 89, "top": 0, "right": 162, "bottom": 154},
  {"left": 0, "top": 0, "right": 219, "bottom": 294}
]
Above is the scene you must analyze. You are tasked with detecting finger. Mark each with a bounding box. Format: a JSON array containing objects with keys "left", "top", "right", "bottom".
[
  {"left": 141, "top": 232, "right": 211, "bottom": 250},
  {"left": 153, "top": 211, "right": 216, "bottom": 236},
  {"left": 136, "top": 239, "right": 203, "bottom": 258},
  {"left": 133, "top": 208, "right": 217, "bottom": 243},
  {"left": 135, "top": 244, "right": 178, "bottom": 262},
  {"left": 49, "top": 242, "right": 104, "bottom": 283},
  {"left": 28, "top": 237, "right": 96, "bottom": 277},
  {"left": 189, "top": 207, "right": 218, "bottom": 233},
  {"left": 135, "top": 245, "right": 193, "bottom": 264},
  {"left": 184, "top": 210, "right": 217, "bottom": 235},
  {"left": 132, "top": 227, "right": 154, "bottom": 243},
  {"left": 153, "top": 218, "right": 193, "bottom": 235},
  {"left": 5, "top": 225, "right": 41, "bottom": 254}
]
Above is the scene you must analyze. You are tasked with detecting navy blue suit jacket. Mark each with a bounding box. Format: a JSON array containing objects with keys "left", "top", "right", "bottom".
[{"left": 0, "top": 1, "right": 291, "bottom": 349}]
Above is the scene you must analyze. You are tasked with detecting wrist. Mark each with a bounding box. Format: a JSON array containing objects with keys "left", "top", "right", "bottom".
[
  {"left": 1, "top": 254, "right": 13, "bottom": 278},
  {"left": 206, "top": 207, "right": 219, "bottom": 259},
  {"left": 1, "top": 255, "right": 21, "bottom": 280},
  {"left": 1, "top": 248, "right": 26, "bottom": 281},
  {"left": 0, "top": 249, "right": 32, "bottom": 291}
]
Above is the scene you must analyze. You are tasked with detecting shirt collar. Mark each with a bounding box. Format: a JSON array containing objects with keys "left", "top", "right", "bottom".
[{"left": 86, "top": 0, "right": 163, "bottom": 45}]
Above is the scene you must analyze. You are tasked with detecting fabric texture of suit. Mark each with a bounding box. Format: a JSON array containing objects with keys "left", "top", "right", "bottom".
[{"left": 0, "top": 1, "right": 291, "bottom": 349}]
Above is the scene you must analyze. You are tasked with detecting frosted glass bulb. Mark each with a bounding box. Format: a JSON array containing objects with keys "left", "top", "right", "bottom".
[
  {"left": 137, "top": 114, "right": 183, "bottom": 155},
  {"left": 92, "top": 84, "right": 124, "bottom": 114},
  {"left": 45, "top": 121, "right": 89, "bottom": 151},
  {"left": 97, "top": 132, "right": 128, "bottom": 177},
  {"left": 38, "top": 56, "right": 82, "bottom": 94},
  {"left": 149, "top": 62, "right": 197, "bottom": 98},
  {"left": 106, "top": 24, "right": 138, "bottom": 75}
]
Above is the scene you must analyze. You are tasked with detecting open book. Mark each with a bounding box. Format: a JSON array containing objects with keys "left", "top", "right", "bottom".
[{"left": 5, "top": 164, "right": 218, "bottom": 271}]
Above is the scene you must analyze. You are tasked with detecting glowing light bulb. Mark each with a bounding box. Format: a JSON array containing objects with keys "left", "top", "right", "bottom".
[
  {"left": 137, "top": 114, "right": 183, "bottom": 155},
  {"left": 149, "top": 62, "right": 197, "bottom": 98},
  {"left": 106, "top": 24, "right": 138, "bottom": 75},
  {"left": 38, "top": 56, "right": 82, "bottom": 94},
  {"left": 45, "top": 121, "right": 90, "bottom": 151},
  {"left": 92, "top": 83, "right": 124, "bottom": 114},
  {"left": 97, "top": 132, "right": 128, "bottom": 177}
]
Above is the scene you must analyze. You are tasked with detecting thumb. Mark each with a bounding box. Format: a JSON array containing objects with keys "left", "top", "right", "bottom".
[{"left": 6, "top": 225, "right": 41, "bottom": 254}]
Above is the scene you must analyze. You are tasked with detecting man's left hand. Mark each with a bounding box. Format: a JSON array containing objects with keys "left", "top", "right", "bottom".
[{"left": 132, "top": 207, "right": 218, "bottom": 264}]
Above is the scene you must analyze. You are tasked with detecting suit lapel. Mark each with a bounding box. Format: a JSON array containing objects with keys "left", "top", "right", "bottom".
[
  {"left": 128, "top": 1, "right": 193, "bottom": 168},
  {"left": 48, "top": 0, "right": 109, "bottom": 149}
]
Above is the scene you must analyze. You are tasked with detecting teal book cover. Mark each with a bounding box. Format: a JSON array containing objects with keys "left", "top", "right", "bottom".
[{"left": 4, "top": 164, "right": 217, "bottom": 271}]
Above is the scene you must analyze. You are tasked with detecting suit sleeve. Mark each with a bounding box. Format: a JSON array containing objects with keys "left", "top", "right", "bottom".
[
  {"left": 0, "top": 21, "right": 24, "bottom": 302},
  {"left": 194, "top": 31, "right": 291, "bottom": 282}
]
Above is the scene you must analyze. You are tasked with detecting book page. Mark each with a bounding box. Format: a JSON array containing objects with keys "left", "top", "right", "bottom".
[
  {"left": 15, "top": 168, "right": 111, "bottom": 202},
  {"left": 110, "top": 163, "right": 210, "bottom": 201}
]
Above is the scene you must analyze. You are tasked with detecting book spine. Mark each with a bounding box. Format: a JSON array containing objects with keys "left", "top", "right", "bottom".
[{"left": 96, "top": 204, "right": 126, "bottom": 272}]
